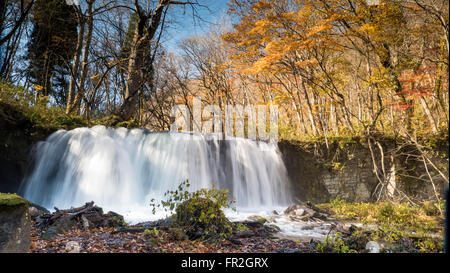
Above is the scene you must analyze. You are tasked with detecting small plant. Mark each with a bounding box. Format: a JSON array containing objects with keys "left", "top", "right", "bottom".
[
  {"left": 150, "top": 180, "right": 236, "bottom": 240},
  {"left": 315, "top": 233, "right": 358, "bottom": 253},
  {"left": 144, "top": 227, "right": 160, "bottom": 238}
]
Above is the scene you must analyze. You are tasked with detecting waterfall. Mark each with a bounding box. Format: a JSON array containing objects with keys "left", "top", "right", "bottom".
[{"left": 20, "top": 125, "right": 291, "bottom": 222}]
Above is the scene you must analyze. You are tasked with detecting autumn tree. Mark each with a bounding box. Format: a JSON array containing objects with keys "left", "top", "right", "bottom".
[{"left": 224, "top": 0, "right": 448, "bottom": 138}]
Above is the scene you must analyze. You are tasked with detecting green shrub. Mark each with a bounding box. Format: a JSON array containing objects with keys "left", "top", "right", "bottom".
[
  {"left": 150, "top": 181, "right": 236, "bottom": 239},
  {"left": 315, "top": 232, "right": 358, "bottom": 253}
]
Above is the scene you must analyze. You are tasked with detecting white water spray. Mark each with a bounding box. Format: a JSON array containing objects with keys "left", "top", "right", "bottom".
[{"left": 21, "top": 126, "right": 292, "bottom": 223}]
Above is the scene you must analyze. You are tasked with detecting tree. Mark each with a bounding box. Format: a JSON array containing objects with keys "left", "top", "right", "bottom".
[
  {"left": 26, "top": 0, "right": 78, "bottom": 104},
  {"left": 0, "top": 0, "right": 35, "bottom": 46},
  {"left": 120, "top": 0, "right": 199, "bottom": 121}
]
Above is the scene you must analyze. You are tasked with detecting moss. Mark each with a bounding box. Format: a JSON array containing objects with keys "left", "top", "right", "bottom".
[
  {"left": 247, "top": 215, "right": 267, "bottom": 223},
  {"left": 317, "top": 199, "right": 444, "bottom": 235},
  {"left": 0, "top": 193, "right": 29, "bottom": 207}
]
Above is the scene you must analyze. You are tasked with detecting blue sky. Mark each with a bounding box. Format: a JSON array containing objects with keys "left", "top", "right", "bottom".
[{"left": 164, "top": 0, "right": 232, "bottom": 52}]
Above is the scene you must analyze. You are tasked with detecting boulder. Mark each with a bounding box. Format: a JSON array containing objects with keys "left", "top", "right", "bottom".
[
  {"left": 284, "top": 203, "right": 328, "bottom": 222},
  {"left": 28, "top": 207, "right": 40, "bottom": 219},
  {"left": 284, "top": 204, "right": 315, "bottom": 217},
  {"left": 247, "top": 215, "right": 267, "bottom": 224},
  {"left": 234, "top": 230, "right": 255, "bottom": 238},
  {"left": 104, "top": 211, "right": 126, "bottom": 227},
  {"left": 0, "top": 193, "right": 31, "bottom": 253},
  {"left": 264, "top": 224, "right": 281, "bottom": 233},
  {"left": 41, "top": 216, "right": 77, "bottom": 240}
]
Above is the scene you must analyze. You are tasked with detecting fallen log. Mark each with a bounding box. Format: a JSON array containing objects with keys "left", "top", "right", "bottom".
[{"left": 35, "top": 201, "right": 125, "bottom": 240}]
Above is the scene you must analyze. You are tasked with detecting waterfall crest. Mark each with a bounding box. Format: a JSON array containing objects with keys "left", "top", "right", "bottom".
[{"left": 21, "top": 126, "right": 291, "bottom": 220}]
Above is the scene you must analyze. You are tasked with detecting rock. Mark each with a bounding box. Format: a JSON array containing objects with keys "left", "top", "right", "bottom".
[
  {"left": 41, "top": 216, "right": 77, "bottom": 240},
  {"left": 247, "top": 215, "right": 267, "bottom": 224},
  {"left": 264, "top": 224, "right": 281, "bottom": 233},
  {"left": 28, "top": 207, "right": 40, "bottom": 219},
  {"left": 366, "top": 241, "right": 381, "bottom": 253},
  {"left": 284, "top": 204, "right": 299, "bottom": 214},
  {"left": 235, "top": 230, "right": 255, "bottom": 238},
  {"left": 284, "top": 203, "right": 329, "bottom": 222},
  {"left": 29, "top": 203, "right": 50, "bottom": 214},
  {"left": 0, "top": 193, "right": 31, "bottom": 253},
  {"left": 288, "top": 215, "right": 307, "bottom": 222},
  {"left": 65, "top": 241, "right": 81, "bottom": 253},
  {"left": 272, "top": 210, "right": 279, "bottom": 215},
  {"left": 104, "top": 211, "right": 126, "bottom": 227},
  {"left": 284, "top": 204, "right": 315, "bottom": 217},
  {"left": 275, "top": 248, "right": 302, "bottom": 253},
  {"left": 294, "top": 209, "right": 305, "bottom": 216},
  {"left": 335, "top": 223, "right": 350, "bottom": 234},
  {"left": 227, "top": 238, "right": 243, "bottom": 245}
]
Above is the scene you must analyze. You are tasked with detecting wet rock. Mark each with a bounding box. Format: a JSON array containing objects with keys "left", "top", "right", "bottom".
[
  {"left": 294, "top": 209, "right": 305, "bottom": 216},
  {"left": 284, "top": 203, "right": 328, "bottom": 222},
  {"left": 28, "top": 207, "right": 40, "bottom": 219},
  {"left": 29, "top": 203, "right": 49, "bottom": 214},
  {"left": 0, "top": 193, "right": 31, "bottom": 253},
  {"left": 285, "top": 204, "right": 315, "bottom": 216}
]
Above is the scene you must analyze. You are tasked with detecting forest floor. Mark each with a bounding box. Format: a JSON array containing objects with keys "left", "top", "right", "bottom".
[{"left": 29, "top": 222, "right": 312, "bottom": 253}]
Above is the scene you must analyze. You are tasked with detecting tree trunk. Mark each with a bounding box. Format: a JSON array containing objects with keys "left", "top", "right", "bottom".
[
  {"left": 72, "top": 1, "right": 94, "bottom": 115},
  {"left": 66, "top": 17, "right": 85, "bottom": 114},
  {"left": 120, "top": 0, "right": 171, "bottom": 120}
]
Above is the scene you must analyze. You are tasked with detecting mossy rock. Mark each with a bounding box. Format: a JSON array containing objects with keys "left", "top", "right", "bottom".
[
  {"left": 248, "top": 215, "right": 267, "bottom": 224},
  {"left": 0, "top": 193, "right": 29, "bottom": 207},
  {"left": 105, "top": 211, "right": 127, "bottom": 227},
  {"left": 0, "top": 193, "right": 31, "bottom": 253},
  {"left": 41, "top": 217, "right": 78, "bottom": 241}
]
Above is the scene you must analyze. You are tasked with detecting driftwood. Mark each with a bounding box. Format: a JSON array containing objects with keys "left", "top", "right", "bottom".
[{"left": 36, "top": 201, "right": 125, "bottom": 239}]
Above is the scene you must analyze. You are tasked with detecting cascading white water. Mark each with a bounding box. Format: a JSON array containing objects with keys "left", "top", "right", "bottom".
[{"left": 20, "top": 125, "right": 292, "bottom": 223}]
